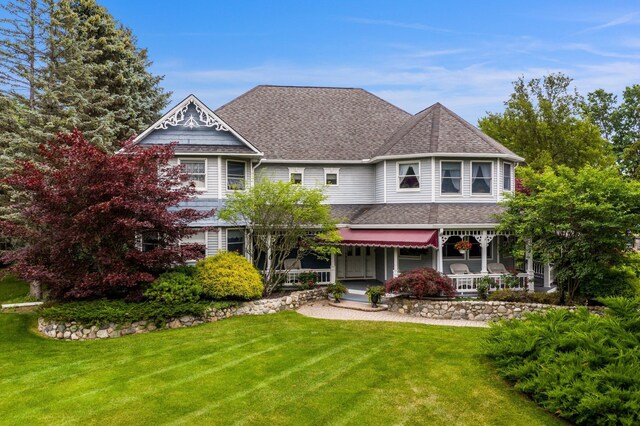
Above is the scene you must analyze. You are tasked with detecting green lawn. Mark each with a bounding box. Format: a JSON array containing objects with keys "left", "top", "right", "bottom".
[
  {"left": 0, "top": 273, "right": 30, "bottom": 303},
  {"left": 0, "top": 312, "right": 562, "bottom": 425}
]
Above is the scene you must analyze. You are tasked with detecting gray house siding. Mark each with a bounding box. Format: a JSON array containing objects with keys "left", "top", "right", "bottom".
[
  {"left": 256, "top": 164, "right": 376, "bottom": 204},
  {"left": 384, "top": 158, "right": 433, "bottom": 204}
]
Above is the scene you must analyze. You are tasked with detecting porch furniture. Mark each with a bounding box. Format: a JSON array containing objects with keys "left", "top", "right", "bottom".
[
  {"left": 450, "top": 263, "right": 470, "bottom": 274},
  {"left": 283, "top": 258, "right": 301, "bottom": 269},
  {"left": 487, "top": 263, "right": 509, "bottom": 274}
]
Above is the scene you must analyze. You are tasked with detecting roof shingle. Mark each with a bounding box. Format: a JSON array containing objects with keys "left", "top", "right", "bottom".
[
  {"left": 331, "top": 203, "right": 504, "bottom": 226},
  {"left": 215, "top": 85, "right": 412, "bottom": 161}
]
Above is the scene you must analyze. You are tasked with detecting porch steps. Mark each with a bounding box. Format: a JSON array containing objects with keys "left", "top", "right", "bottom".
[{"left": 328, "top": 300, "right": 388, "bottom": 312}]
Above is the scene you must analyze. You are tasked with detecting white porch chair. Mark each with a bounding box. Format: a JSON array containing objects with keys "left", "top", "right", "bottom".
[
  {"left": 449, "top": 263, "right": 470, "bottom": 274},
  {"left": 283, "top": 258, "right": 301, "bottom": 269},
  {"left": 487, "top": 263, "right": 509, "bottom": 274}
]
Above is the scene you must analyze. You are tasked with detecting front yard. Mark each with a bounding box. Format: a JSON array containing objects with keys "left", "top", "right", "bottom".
[{"left": 1, "top": 311, "right": 560, "bottom": 425}]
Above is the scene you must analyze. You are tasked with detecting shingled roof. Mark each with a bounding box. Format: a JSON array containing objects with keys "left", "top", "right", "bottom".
[
  {"left": 331, "top": 203, "right": 504, "bottom": 226},
  {"left": 215, "top": 85, "right": 412, "bottom": 161},
  {"left": 374, "top": 103, "right": 521, "bottom": 158}
]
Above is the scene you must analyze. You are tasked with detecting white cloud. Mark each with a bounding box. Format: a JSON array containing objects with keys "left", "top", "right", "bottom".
[
  {"left": 574, "top": 12, "right": 639, "bottom": 34},
  {"left": 343, "top": 17, "right": 453, "bottom": 33}
]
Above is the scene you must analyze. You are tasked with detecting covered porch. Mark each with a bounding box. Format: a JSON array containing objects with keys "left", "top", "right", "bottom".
[{"left": 279, "top": 226, "right": 556, "bottom": 296}]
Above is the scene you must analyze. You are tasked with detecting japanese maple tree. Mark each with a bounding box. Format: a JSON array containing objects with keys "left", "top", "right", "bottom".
[{"left": 0, "top": 130, "right": 212, "bottom": 300}]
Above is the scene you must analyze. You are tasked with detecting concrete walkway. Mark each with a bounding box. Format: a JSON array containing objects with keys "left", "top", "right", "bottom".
[{"left": 297, "top": 300, "right": 489, "bottom": 328}]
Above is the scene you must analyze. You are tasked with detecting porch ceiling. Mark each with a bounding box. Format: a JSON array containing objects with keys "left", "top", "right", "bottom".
[{"left": 338, "top": 228, "right": 438, "bottom": 249}]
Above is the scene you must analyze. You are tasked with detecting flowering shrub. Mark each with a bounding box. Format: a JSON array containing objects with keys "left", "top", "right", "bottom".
[
  {"left": 385, "top": 268, "right": 456, "bottom": 298},
  {"left": 296, "top": 271, "right": 318, "bottom": 290},
  {"left": 454, "top": 240, "right": 473, "bottom": 251}
]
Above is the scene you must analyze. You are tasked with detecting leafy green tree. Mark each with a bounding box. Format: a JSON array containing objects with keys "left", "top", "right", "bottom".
[
  {"left": 583, "top": 85, "right": 640, "bottom": 178},
  {"left": 219, "top": 179, "right": 341, "bottom": 295},
  {"left": 479, "top": 73, "right": 613, "bottom": 171},
  {"left": 499, "top": 166, "right": 640, "bottom": 302}
]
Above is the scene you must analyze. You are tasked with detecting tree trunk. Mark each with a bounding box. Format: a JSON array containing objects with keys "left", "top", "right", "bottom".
[{"left": 29, "top": 280, "right": 42, "bottom": 300}]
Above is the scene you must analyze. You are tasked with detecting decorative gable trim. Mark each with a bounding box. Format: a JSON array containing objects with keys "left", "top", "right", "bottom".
[{"left": 133, "top": 94, "right": 263, "bottom": 155}]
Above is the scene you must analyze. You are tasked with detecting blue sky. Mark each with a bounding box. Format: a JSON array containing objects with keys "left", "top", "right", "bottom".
[{"left": 102, "top": 1, "right": 640, "bottom": 122}]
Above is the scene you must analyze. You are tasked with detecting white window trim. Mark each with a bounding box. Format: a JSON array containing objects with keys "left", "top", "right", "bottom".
[
  {"left": 226, "top": 228, "right": 246, "bottom": 256},
  {"left": 470, "top": 161, "right": 493, "bottom": 196},
  {"left": 396, "top": 160, "right": 421, "bottom": 192},
  {"left": 179, "top": 229, "right": 208, "bottom": 259},
  {"left": 503, "top": 162, "right": 513, "bottom": 192},
  {"left": 226, "top": 159, "right": 247, "bottom": 191},
  {"left": 289, "top": 167, "right": 305, "bottom": 185},
  {"left": 178, "top": 158, "right": 208, "bottom": 191},
  {"left": 324, "top": 167, "right": 340, "bottom": 186},
  {"left": 439, "top": 160, "right": 463, "bottom": 197}
]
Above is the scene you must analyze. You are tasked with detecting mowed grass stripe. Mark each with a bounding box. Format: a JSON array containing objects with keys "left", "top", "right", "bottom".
[{"left": 1, "top": 312, "right": 561, "bottom": 426}]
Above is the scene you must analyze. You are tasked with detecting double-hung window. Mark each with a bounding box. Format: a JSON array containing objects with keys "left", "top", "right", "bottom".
[
  {"left": 471, "top": 162, "right": 492, "bottom": 194},
  {"left": 503, "top": 163, "right": 512, "bottom": 191},
  {"left": 227, "top": 161, "right": 246, "bottom": 190},
  {"left": 180, "top": 159, "right": 206, "bottom": 189},
  {"left": 398, "top": 161, "right": 420, "bottom": 190},
  {"left": 441, "top": 161, "right": 461, "bottom": 194},
  {"left": 181, "top": 230, "right": 207, "bottom": 257},
  {"left": 227, "top": 229, "right": 245, "bottom": 254}
]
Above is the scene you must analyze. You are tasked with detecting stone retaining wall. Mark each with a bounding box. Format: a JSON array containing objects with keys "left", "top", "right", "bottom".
[
  {"left": 387, "top": 298, "right": 604, "bottom": 321},
  {"left": 38, "top": 288, "right": 326, "bottom": 341}
]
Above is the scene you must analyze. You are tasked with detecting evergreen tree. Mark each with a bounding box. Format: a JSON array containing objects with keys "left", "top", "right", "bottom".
[{"left": 37, "top": 0, "right": 171, "bottom": 150}]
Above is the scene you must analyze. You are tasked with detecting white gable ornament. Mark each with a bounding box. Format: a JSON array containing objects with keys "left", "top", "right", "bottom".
[{"left": 153, "top": 99, "right": 230, "bottom": 132}]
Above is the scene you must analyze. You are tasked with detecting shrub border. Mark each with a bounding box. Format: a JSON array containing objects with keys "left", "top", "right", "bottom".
[{"left": 38, "top": 288, "right": 327, "bottom": 340}]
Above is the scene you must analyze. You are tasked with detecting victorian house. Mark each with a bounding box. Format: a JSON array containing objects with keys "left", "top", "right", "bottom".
[{"left": 133, "top": 85, "right": 550, "bottom": 295}]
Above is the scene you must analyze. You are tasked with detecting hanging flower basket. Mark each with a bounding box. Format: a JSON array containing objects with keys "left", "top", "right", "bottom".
[{"left": 454, "top": 239, "right": 473, "bottom": 254}]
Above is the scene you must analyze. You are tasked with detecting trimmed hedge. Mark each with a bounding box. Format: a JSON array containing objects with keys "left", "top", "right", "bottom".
[
  {"left": 485, "top": 297, "right": 640, "bottom": 425},
  {"left": 196, "top": 251, "right": 263, "bottom": 300},
  {"left": 144, "top": 271, "right": 202, "bottom": 304},
  {"left": 39, "top": 299, "right": 237, "bottom": 326}
]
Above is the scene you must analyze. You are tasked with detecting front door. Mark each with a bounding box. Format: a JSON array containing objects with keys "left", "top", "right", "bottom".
[{"left": 337, "top": 246, "right": 375, "bottom": 279}]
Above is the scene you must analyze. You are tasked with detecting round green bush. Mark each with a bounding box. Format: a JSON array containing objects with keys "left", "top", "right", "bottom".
[
  {"left": 195, "top": 251, "right": 264, "bottom": 300},
  {"left": 144, "top": 271, "right": 202, "bottom": 304}
]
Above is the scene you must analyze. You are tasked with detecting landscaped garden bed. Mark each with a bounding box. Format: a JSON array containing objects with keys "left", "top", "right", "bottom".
[{"left": 38, "top": 288, "right": 326, "bottom": 340}]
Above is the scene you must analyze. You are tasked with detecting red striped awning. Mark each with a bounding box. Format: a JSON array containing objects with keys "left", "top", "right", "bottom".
[{"left": 338, "top": 228, "right": 438, "bottom": 249}]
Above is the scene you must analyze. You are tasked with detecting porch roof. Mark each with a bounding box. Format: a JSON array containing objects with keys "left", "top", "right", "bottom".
[
  {"left": 338, "top": 228, "right": 438, "bottom": 249},
  {"left": 331, "top": 203, "right": 504, "bottom": 226}
]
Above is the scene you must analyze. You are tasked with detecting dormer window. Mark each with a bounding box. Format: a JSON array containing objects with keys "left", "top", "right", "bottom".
[
  {"left": 398, "top": 161, "right": 420, "bottom": 190},
  {"left": 441, "top": 161, "right": 462, "bottom": 194},
  {"left": 289, "top": 167, "right": 304, "bottom": 185},
  {"left": 471, "top": 162, "right": 492, "bottom": 194},
  {"left": 179, "top": 159, "right": 206, "bottom": 190}
]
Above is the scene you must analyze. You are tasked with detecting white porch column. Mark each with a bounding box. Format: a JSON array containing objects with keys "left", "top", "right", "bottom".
[
  {"left": 330, "top": 252, "right": 337, "bottom": 283},
  {"left": 393, "top": 247, "right": 399, "bottom": 278},
  {"left": 543, "top": 263, "right": 555, "bottom": 287},
  {"left": 437, "top": 228, "right": 445, "bottom": 273},
  {"left": 526, "top": 239, "right": 535, "bottom": 293},
  {"left": 480, "top": 230, "right": 488, "bottom": 274}
]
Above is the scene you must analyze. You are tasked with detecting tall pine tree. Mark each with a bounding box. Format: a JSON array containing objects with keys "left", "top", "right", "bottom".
[{"left": 37, "top": 0, "right": 171, "bottom": 150}]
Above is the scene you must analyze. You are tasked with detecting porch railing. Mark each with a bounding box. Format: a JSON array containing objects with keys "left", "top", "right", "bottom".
[
  {"left": 449, "top": 273, "right": 529, "bottom": 295},
  {"left": 280, "top": 268, "right": 332, "bottom": 286}
]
